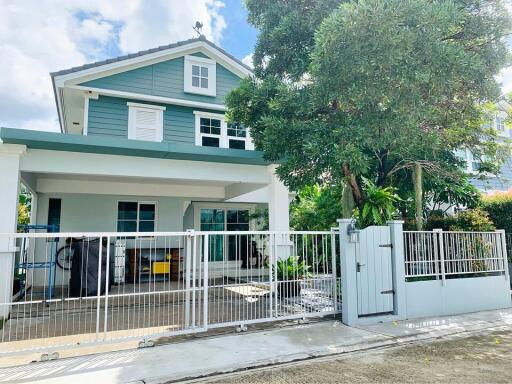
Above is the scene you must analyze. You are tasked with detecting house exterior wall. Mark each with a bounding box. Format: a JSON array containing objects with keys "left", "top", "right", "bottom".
[
  {"left": 79, "top": 52, "right": 240, "bottom": 106},
  {"left": 31, "top": 193, "right": 263, "bottom": 286},
  {"left": 87, "top": 95, "right": 214, "bottom": 144},
  {"left": 35, "top": 193, "right": 188, "bottom": 233},
  {"left": 470, "top": 157, "right": 512, "bottom": 192}
]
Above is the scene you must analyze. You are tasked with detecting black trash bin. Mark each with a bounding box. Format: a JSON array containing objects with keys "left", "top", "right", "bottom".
[{"left": 69, "top": 238, "right": 110, "bottom": 297}]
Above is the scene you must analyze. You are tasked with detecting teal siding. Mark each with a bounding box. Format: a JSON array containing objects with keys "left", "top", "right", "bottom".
[
  {"left": 88, "top": 95, "right": 214, "bottom": 145},
  {"left": 80, "top": 52, "right": 241, "bottom": 105}
]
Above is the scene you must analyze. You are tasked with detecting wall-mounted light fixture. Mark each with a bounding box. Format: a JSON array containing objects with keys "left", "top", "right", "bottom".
[{"left": 347, "top": 223, "right": 360, "bottom": 243}]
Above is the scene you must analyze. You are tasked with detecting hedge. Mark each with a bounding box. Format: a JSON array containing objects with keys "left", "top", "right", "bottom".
[{"left": 481, "top": 190, "right": 512, "bottom": 233}]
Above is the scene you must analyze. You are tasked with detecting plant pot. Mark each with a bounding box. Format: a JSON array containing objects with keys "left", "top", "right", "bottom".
[{"left": 277, "top": 280, "right": 302, "bottom": 298}]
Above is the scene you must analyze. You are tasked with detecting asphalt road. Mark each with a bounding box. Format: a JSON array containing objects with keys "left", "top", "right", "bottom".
[{"left": 204, "top": 327, "right": 512, "bottom": 383}]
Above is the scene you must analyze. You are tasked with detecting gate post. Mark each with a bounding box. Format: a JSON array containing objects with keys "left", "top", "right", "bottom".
[
  {"left": 337, "top": 219, "right": 358, "bottom": 326},
  {"left": 387, "top": 220, "right": 406, "bottom": 320}
]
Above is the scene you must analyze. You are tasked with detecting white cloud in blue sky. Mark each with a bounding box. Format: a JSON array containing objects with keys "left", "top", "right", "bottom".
[{"left": 0, "top": 0, "right": 238, "bottom": 131}]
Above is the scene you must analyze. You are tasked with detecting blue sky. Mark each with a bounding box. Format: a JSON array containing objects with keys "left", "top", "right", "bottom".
[{"left": 218, "top": 0, "right": 257, "bottom": 61}]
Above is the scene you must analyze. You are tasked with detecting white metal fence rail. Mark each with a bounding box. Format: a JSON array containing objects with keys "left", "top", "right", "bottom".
[
  {"left": 404, "top": 230, "right": 509, "bottom": 281},
  {"left": 0, "top": 230, "right": 341, "bottom": 356}
]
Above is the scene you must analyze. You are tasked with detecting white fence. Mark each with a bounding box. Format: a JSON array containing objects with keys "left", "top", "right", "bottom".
[
  {"left": 403, "top": 230, "right": 509, "bottom": 281},
  {"left": 0, "top": 230, "right": 340, "bottom": 356}
]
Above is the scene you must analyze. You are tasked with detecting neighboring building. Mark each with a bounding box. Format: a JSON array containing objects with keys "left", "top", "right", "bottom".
[
  {"left": 0, "top": 37, "right": 291, "bottom": 291},
  {"left": 459, "top": 100, "right": 512, "bottom": 193}
]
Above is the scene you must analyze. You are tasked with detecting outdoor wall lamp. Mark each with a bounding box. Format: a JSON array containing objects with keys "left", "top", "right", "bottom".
[{"left": 347, "top": 223, "right": 360, "bottom": 243}]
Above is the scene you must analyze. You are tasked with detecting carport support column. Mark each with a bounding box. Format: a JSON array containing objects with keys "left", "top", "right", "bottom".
[
  {"left": 267, "top": 165, "right": 290, "bottom": 259},
  {"left": 0, "top": 144, "right": 26, "bottom": 319},
  {"left": 387, "top": 220, "right": 406, "bottom": 320},
  {"left": 337, "top": 219, "right": 358, "bottom": 326}
]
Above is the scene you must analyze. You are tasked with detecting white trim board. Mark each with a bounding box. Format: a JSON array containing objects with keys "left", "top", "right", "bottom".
[{"left": 70, "top": 85, "right": 227, "bottom": 111}]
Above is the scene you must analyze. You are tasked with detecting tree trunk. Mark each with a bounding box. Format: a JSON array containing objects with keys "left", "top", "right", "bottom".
[
  {"left": 342, "top": 180, "right": 355, "bottom": 218},
  {"left": 342, "top": 163, "right": 364, "bottom": 208},
  {"left": 413, "top": 162, "right": 423, "bottom": 230}
]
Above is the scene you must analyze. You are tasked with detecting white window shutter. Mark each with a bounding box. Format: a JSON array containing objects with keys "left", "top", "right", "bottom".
[{"left": 128, "top": 104, "right": 164, "bottom": 142}]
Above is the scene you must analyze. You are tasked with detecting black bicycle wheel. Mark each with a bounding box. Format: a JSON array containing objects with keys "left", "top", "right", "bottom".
[{"left": 56, "top": 245, "right": 74, "bottom": 270}]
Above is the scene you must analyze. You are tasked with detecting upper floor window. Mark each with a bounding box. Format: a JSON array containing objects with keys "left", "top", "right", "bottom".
[
  {"left": 194, "top": 111, "right": 254, "bottom": 150},
  {"left": 184, "top": 55, "right": 217, "bottom": 97},
  {"left": 127, "top": 102, "right": 165, "bottom": 142}
]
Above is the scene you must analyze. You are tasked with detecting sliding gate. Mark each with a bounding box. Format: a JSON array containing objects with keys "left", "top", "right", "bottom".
[{"left": 0, "top": 230, "right": 340, "bottom": 356}]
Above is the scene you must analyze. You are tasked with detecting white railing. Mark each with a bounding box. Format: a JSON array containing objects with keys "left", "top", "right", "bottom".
[
  {"left": 404, "top": 230, "right": 509, "bottom": 281},
  {"left": 0, "top": 230, "right": 341, "bottom": 356}
]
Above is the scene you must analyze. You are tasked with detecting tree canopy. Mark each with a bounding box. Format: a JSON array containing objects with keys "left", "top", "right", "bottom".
[{"left": 228, "top": 0, "right": 511, "bottom": 218}]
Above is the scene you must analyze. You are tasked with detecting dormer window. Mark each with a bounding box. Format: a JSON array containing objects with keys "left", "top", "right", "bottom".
[{"left": 184, "top": 55, "right": 216, "bottom": 97}]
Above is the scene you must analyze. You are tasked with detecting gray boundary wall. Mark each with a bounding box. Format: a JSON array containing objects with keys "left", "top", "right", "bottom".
[
  {"left": 338, "top": 219, "right": 512, "bottom": 326},
  {"left": 405, "top": 276, "right": 511, "bottom": 319}
]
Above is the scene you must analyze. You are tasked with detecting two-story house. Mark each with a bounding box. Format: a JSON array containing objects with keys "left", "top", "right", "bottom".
[{"left": 0, "top": 37, "right": 291, "bottom": 298}]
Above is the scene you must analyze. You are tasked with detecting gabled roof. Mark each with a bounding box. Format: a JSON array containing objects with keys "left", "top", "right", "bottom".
[
  {"left": 50, "top": 36, "right": 251, "bottom": 78},
  {"left": 51, "top": 36, "right": 253, "bottom": 133}
]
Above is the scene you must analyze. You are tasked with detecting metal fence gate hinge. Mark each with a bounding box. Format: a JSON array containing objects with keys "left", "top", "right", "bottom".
[{"left": 379, "top": 243, "right": 393, "bottom": 249}]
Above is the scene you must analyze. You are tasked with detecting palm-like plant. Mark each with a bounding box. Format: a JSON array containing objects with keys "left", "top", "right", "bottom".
[
  {"left": 273, "top": 256, "right": 311, "bottom": 281},
  {"left": 355, "top": 178, "right": 401, "bottom": 228}
]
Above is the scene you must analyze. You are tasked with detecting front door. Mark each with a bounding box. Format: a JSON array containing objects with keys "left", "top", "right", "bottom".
[{"left": 356, "top": 226, "right": 394, "bottom": 316}]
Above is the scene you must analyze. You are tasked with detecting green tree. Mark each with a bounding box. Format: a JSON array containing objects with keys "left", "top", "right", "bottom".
[
  {"left": 228, "top": 0, "right": 510, "bottom": 217},
  {"left": 290, "top": 184, "right": 343, "bottom": 230}
]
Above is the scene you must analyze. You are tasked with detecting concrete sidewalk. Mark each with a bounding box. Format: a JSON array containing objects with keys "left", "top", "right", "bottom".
[{"left": 0, "top": 308, "right": 511, "bottom": 384}]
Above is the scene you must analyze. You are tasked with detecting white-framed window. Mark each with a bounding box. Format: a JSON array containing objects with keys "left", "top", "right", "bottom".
[
  {"left": 456, "top": 148, "right": 484, "bottom": 174},
  {"left": 127, "top": 102, "right": 165, "bottom": 142},
  {"left": 117, "top": 201, "right": 157, "bottom": 232},
  {"left": 184, "top": 55, "right": 217, "bottom": 97},
  {"left": 194, "top": 111, "right": 254, "bottom": 150},
  {"left": 494, "top": 114, "right": 506, "bottom": 136}
]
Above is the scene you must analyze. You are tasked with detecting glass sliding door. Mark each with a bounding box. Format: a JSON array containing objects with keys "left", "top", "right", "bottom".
[
  {"left": 200, "top": 209, "right": 224, "bottom": 261},
  {"left": 227, "top": 210, "right": 249, "bottom": 261},
  {"left": 199, "top": 208, "right": 250, "bottom": 262}
]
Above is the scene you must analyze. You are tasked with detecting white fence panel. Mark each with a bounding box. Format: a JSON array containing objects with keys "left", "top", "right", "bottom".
[
  {"left": 0, "top": 230, "right": 341, "bottom": 356},
  {"left": 404, "top": 230, "right": 508, "bottom": 280}
]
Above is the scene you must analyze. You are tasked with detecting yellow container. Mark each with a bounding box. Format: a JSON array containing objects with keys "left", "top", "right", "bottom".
[{"left": 152, "top": 261, "right": 170, "bottom": 274}]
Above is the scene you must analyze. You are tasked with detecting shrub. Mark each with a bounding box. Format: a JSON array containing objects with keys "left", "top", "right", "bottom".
[
  {"left": 481, "top": 189, "right": 512, "bottom": 233},
  {"left": 425, "top": 208, "right": 496, "bottom": 232},
  {"left": 354, "top": 178, "right": 401, "bottom": 228}
]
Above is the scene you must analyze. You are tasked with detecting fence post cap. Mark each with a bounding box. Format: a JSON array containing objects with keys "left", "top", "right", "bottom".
[
  {"left": 337, "top": 219, "right": 354, "bottom": 224},
  {"left": 386, "top": 220, "right": 405, "bottom": 224},
  {"left": 432, "top": 228, "right": 443, "bottom": 232}
]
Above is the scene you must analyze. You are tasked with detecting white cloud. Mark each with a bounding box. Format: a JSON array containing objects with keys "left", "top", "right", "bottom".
[
  {"left": 242, "top": 53, "right": 253, "bottom": 68},
  {"left": 0, "top": 0, "right": 227, "bottom": 132}
]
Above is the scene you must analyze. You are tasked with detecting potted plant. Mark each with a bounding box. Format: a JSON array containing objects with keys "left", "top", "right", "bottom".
[{"left": 273, "top": 256, "right": 311, "bottom": 298}]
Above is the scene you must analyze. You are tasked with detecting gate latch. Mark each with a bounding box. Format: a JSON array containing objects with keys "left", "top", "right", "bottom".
[
  {"left": 379, "top": 243, "right": 393, "bottom": 248},
  {"left": 381, "top": 289, "right": 394, "bottom": 295},
  {"left": 356, "top": 262, "right": 365, "bottom": 272}
]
